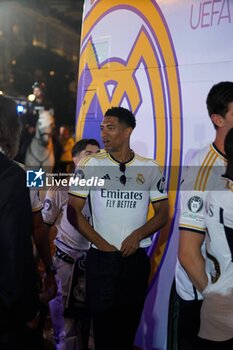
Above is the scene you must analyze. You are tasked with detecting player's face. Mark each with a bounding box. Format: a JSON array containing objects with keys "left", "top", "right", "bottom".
[
  {"left": 33, "top": 87, "right": 43, "bottom": 99},
  {"left": 100, "top": 116, "right": 130, "bottom": 153},
  {"left": 83, "top": 144, "right": 100, "bottom": 157},
  {"left": 73, "top": 144, "right": 100, "bottom": 166}
]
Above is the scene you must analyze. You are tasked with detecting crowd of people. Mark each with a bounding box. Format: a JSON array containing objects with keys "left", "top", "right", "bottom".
[{"left": 0, "top": 80, "right": 233, "bottom": 350}]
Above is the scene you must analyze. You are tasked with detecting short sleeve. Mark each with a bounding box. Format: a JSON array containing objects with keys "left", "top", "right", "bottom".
[
  {"left": 150, "top": 162, "right": 168, "bottom": 203},
  {"left": 68, "top": 161, "right": 92, "bottom": 199},
  {"left": 42, "top": 188, "right": 61, "bottom": 225},
  {"left": 179, "top": 165, "right": 206, "bottom": 234},
  {"left": 30, "top": 190, "right": 43, "bottom": 212}
]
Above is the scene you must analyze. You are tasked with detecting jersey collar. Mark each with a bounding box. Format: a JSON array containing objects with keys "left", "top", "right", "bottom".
[
  {"left": 212, "top": 143, "right": 227, "bottom": 161},
  {"left": 221, "top": 174, "right": 233, "bottom": 182},
  {"left": 108, "top": 151, "right": 135, "bottom": 165}
]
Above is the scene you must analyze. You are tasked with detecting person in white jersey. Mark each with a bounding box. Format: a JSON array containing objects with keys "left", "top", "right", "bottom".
[
  {"left": 196, "top": 127, "right": 233, "bottom": 349},
  {"left": 177, "top": 81, "right": 233, "bottom": 349},
  {"left": 42, "top": 139, "right": 100, "bottom": 350},
  {"left": 68, "top": 107, "right": 169, "bottom": 350}
]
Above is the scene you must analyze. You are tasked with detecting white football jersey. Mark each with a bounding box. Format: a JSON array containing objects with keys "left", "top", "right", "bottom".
[
  {"left": 30, "top": 190, "right": 43, "bottom": 212},
  {"left": 176, "top": 143, "right": 227, "bottom": 300},
  {"left": 69, "top": 151, "right": 167, "bottom": 250},
  {"left": 199, "top": 177, "right": 233, "bottom": 341},
  {"left": 42, "top": 186, "right": 90, "bottom": 258}
]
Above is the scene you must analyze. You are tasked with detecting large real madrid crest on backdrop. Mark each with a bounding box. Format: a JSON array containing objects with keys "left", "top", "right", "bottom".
[{"left": 76, "top": 0, "right": 183, "bottom": 281}]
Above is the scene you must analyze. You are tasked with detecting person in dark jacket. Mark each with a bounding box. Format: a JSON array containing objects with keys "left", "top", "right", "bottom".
[{"left": 0, "top": 95, "right": 40, "bottom": 350}]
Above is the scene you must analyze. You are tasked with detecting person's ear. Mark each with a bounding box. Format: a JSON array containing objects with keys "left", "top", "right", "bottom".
[
  {"left": 73, "top": 156, "right": 79, "bottom": 166},
  {"left": 124, "top": 127, "right": 133, "bottom": 139},
  {"left": 211, "top": 114, "right": 225, "bottom": 128}
]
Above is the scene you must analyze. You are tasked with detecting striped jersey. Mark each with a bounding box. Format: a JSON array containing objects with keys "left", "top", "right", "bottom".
[
  {"left": 199, "top": 177, "right": 233, "bottom": 341},
  {"left": 176, "top": 143, "right": 227, "bottom": 300},
  {"left": 69, "top": 151, "right": 167, "bottom": 250},
  {"left": 42, "top": 186, "right": 90, "bottom": 258}
]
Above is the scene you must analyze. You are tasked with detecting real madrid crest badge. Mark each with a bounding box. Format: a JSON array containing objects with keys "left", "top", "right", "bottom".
[{"left": 136, "top": 173, "right": 145, "bottom": 185}]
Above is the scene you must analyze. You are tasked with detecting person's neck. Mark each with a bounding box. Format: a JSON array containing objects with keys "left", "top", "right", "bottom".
[
  {"left": 110, "top": 148, "right": 134, "bottom": 163},
  {"left": 214, "top": 132, "right": 226, "bottom": 155}
]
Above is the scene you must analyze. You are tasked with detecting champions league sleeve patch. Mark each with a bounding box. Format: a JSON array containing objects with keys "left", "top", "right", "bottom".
[
  {"left": 157, "top": 177, "right": 166, "bottom": 193},
  {"left": 187, "top": 196, "right": 203, "bottom": 213},
  {"left": 43, "top": 198, "right": 52, "bottom": 211}
]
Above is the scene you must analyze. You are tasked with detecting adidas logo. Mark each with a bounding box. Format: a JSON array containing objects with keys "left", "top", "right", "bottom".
[{"left": 102, "top": 174, "right": 111, "bottom": 180}]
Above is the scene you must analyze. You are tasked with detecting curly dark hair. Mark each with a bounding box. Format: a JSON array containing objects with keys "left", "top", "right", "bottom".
[
  {"left": 104, "top": 106, "right": 136, "bottom": 129},
  {"left": 0, "top": 95, "right": 21, "bottom": 159}
]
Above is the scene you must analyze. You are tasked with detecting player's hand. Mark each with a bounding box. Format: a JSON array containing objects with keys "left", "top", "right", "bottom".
[
  {"left": 120, "top": 231, "right": 140, "bottom": 257},
  {"left": 98, "top": 241, "right": 118, "bottom": 252}
]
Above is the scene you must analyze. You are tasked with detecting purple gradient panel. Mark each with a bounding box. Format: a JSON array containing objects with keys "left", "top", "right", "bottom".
[
  {"left": 82, "top": 96, "right": 104, "bottom": 148},
  {"left": 76, "top": 64, "right": 93, "bottom": 121}
]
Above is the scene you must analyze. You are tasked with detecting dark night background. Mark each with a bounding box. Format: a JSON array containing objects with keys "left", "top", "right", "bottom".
[{"left": 0, "top": 0, "right": 84, "bottom": 129}]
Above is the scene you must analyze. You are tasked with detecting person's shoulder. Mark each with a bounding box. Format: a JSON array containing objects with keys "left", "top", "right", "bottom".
[
  {"left": 0, "top": 154, "right": 24, "bottom": 175},
  {"left": 79, "top": 149, "right": 108, "bottom": 166},
  {"left": 134, "top": 153, "right": 161, "bottom": 167},
  {"left": 0, "top": 154, "right": 26, "bottom": 187},
  {"left": 13, "top": 160, "right": 25, "bottom": 170},
  {"left": 45, "top": 184, "right": 68, "bottom": 202},
  {"left": 42, "top": 185, "right": 68, "bottom": 214},
  {"left": 0, "top": 152, "right": 10, "bottom": 167},
  {"left": 46, "top": 184, "right": 60, "bottom": 196},
  {"left": 13, "top": 160, "right": 29, "bottom": 179},
  {"left": 187, "top": 144, "right": 212, "bottom": 166}
]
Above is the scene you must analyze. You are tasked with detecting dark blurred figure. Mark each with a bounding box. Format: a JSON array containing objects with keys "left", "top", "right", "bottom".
[{"left": 0, "top": 95, "right": 40, "bottom": 350}]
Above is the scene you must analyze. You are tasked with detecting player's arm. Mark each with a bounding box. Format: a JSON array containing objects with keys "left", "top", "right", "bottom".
[
  {"left": 178, "top": 162, "right": 208, "bottom": 293},
  {"left": 121, "top": 199, "right": 169, "bottom": 256},
  {"left": 32, "top": 210, "right": 57, "bottom": 300},
  {"left": 68, "top": 194, "right": 118, "bottom": 251},
  {"left": 32, "top": 210, "right": 53, "bottom": 270},
  {"left": 178, "top": 230, "right": 207, "bottom": 293}
]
